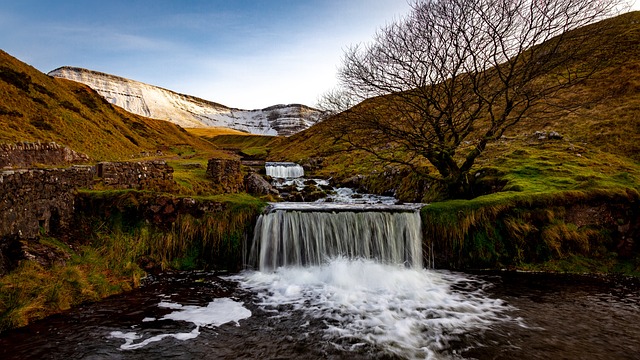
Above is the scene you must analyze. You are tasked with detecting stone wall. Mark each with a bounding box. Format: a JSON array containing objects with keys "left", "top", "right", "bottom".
[
  {"left": 0, "top": 166, "right": 95, "bottom": 239},
  {"left": 96, "top": 161, "right": 175, "bottom": 191},
  {"left": 206, "top": 158, "right": 244, "bottom": 193},
  {"left": 0, "top": 166, "right": 95, "bottom": 275},
  {"left": 0, "top": 159, "right": 177, "bottom": 275},
  {"left": 0, "top": 142, "right": 89, "bottom": 168}
]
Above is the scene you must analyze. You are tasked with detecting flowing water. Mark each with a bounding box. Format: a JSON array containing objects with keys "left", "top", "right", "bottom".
[
  {"left": 1, "top": 269, "right": 638, "bottom": 359},
  {"left": 249, "top": 203, "right": 425, "bottom": 271},
  {"left": 265, "top": 162, "right": 305, "bottom": 179},
  {"left": 1, "top": 201, "right": 639, "bottom": 359}
]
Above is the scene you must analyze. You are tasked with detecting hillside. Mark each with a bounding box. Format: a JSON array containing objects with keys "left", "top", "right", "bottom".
[
  {"left": 0, "top": 50, "right": 223, "bottom": 161},
  {"left": 268, "top": 11, "right": 640, "bottom": 201},
  {"left": 48, "top": 67, "right": 325, "bottom": 136}
]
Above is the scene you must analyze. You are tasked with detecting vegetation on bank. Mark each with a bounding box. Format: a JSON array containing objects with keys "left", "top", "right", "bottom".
[
  {"left": 0, "top": 233, "right": 144, "bottom": 332},
  {"left": 422, "top": 188, "right": 639, "bottom": 275},
  {"left": 0, "top": 190, "right": 265, "bottom": 332}
]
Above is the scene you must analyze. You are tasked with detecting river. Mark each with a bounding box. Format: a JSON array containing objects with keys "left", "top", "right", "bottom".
[{"left": 1, "top": 267, "right": 638, "bottom": 359}]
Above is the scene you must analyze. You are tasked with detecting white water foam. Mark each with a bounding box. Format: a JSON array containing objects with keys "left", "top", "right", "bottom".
[
  {"left": 232, "top": 258, "right": 511, "bottom": 359},
  {"left": 109, "top": 297, "right": 251, "bottom": 350}
]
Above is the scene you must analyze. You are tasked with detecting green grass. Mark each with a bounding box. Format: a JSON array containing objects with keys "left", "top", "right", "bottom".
[
  {"left": 0, "top": 235, "right": 144, "bottom": 332},
  {"left": 199, "top": 134, "right": 277, "bottom": 160}
]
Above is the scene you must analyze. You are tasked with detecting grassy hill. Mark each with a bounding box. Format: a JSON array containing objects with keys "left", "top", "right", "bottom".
[
  {"left": 268, "top": 11, "right": 640, "bottom": 202},
  {"left": 0, "top": 50, "right": 221, "bottom": 161},
  {"left": 266, "top": 11, "right": 640, "bottom": 274}
]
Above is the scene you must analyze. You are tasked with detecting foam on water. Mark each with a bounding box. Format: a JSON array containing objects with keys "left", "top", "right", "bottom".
[
  {"left": 232, "top": 258, "right": 511, "bottom": 359},
  {"left": 109, "top": 297, "right": 251, "bottom": 350}
]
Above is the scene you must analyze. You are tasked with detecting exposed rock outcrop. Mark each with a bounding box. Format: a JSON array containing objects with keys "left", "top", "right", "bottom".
[{"left": 48, "top": 67, "right": 326, "bottom": 136}]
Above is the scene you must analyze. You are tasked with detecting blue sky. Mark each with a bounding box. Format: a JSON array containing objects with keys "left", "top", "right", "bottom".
[
  {"left": 0, "top": 0, "right": 413, "bottom": 109},
  {"left": 1, "top": 1, "right": 638, "bottom": 109}
]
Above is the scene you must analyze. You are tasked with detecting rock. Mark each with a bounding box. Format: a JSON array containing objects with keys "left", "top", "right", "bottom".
[
  {"left": 548, "top": 131, "right": 563, "bottom": 140},
  {"left": 534, "top": 130, "right": 547, "bottom": 140},
  {"left": 49, "top": 67, "right": 324, "bottom": 135},
  {"left": 244, "top": 173, "right": 278, "bottom": 196},
  {"left": 532, "top": 130, "right": 563, "bottom": 141}
]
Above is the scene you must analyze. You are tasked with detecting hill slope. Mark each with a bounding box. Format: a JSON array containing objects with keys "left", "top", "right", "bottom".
[
  {"left": 268, "top": 11, "right": 640, "bottom": 201},
  {"left": 48, "top": 67, "right": 325, "bottom": 136},
  {"left": 0, "top": 50, "right": 218, "bottom": 161}
]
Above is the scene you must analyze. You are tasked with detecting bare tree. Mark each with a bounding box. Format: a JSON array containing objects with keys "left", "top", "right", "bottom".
[{"left": 323, "top": 0, "right": 627, "bottom": 199}]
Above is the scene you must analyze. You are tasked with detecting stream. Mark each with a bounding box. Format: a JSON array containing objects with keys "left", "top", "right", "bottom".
[
  {"left": 2, "top": 168, "right": 639, "bottom": 359},
  {"left": 1, "top": 269, "right": 638, "bottom": 359}
]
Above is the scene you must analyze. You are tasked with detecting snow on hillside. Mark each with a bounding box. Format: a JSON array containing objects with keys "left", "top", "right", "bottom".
[{"left": 48, "top": 67, "right": 325, "bottom": 136}]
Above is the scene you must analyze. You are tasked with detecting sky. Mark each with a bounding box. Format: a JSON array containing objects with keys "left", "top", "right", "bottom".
[
  {"left": 0, "top": 0, "right": 413, "bottom": 109},
  {"left": 1, "top": 1, "right": 638, "bottom": 110}
]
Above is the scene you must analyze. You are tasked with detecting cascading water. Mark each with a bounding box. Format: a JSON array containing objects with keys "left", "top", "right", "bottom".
[
  {"left": 249, "top": 203, "right": 424, "bottom": 271},
  {"left": 265, "top": 161, "right": 304, "bottom": 178},
  {"left": 236, "top": 201, "right": 513, "bottom": 359}
]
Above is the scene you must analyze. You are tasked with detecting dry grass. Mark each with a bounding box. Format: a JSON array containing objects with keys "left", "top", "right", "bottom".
[
  {"left": 185, "top": 127, "right": 251, "bottom": 137},
  {"left": 268, "top": 12, "right": 640, "bottom": 192},
  {"left": 0, "top": 50, "right": 220, "bottom": 161}
]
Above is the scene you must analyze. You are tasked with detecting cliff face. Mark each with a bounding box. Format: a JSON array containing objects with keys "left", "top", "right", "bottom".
[{"left": 48, "top": 67, "right": 324, "bottom": 136}]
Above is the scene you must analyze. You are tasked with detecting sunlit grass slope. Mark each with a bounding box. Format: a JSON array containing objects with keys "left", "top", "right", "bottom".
[
  {"left": 268, "top": 11, "right": 640, "bottom": 200},
  {"left": 0, "top": 50, "right": 221, "bottom": 161}
]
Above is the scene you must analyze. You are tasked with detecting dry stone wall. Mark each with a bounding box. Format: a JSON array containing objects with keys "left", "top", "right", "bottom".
[
  {"left": 0, "top": 156, "right": 177, "bottom": 275},
  {"left": 206, "top": 158, "right": 244, "bottom": 193},
  {"left": 0, "top": 166, "right": 95, "bottom": 275},
  {"left": 0, "top": 142, "right": 89, "bottom": 168},
  {"left": 0, "top": 166, "right": 95, "bottom": 239},
  {"left": 96, "top": 161, "right": 175, "bottom": 191}
]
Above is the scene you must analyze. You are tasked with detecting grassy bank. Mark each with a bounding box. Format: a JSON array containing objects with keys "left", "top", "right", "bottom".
[
  {"left": 0, "top": 234, "right": 144, "bottom": 331},
  {"left": 0, "top": 191, "right": 265, "bottom": 332},
  {"left": 422, "top": 188, "right": 640, "bottom": 276}
]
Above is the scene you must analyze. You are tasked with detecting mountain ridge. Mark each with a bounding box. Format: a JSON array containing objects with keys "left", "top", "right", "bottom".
[{"left": 48, "top": 66, "right": 325, "bottom": 136}]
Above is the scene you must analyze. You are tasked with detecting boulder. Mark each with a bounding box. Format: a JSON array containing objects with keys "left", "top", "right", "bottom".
[{"left": 245, "top": 172, "right": 279, "bottom": 196}]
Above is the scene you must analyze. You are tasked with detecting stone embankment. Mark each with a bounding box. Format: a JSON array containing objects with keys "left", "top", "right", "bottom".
[{"left": 207, "top": 158, "right": 277, "bottom": 196}]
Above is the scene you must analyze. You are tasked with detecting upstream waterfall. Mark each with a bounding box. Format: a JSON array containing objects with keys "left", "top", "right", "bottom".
[
  {"left": 249, "top": 203, "right": 424, "bottom": 271},
  {"left": 265, "top": 162, "right": 304, "bottom": 178}
]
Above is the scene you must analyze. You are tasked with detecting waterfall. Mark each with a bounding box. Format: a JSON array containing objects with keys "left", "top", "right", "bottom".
[
  {"left": 265, "top": 162, "right": 304, "bottom": 178},
  {"left": 249, "top": 203, "right": 424, "bottom": 271}
]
